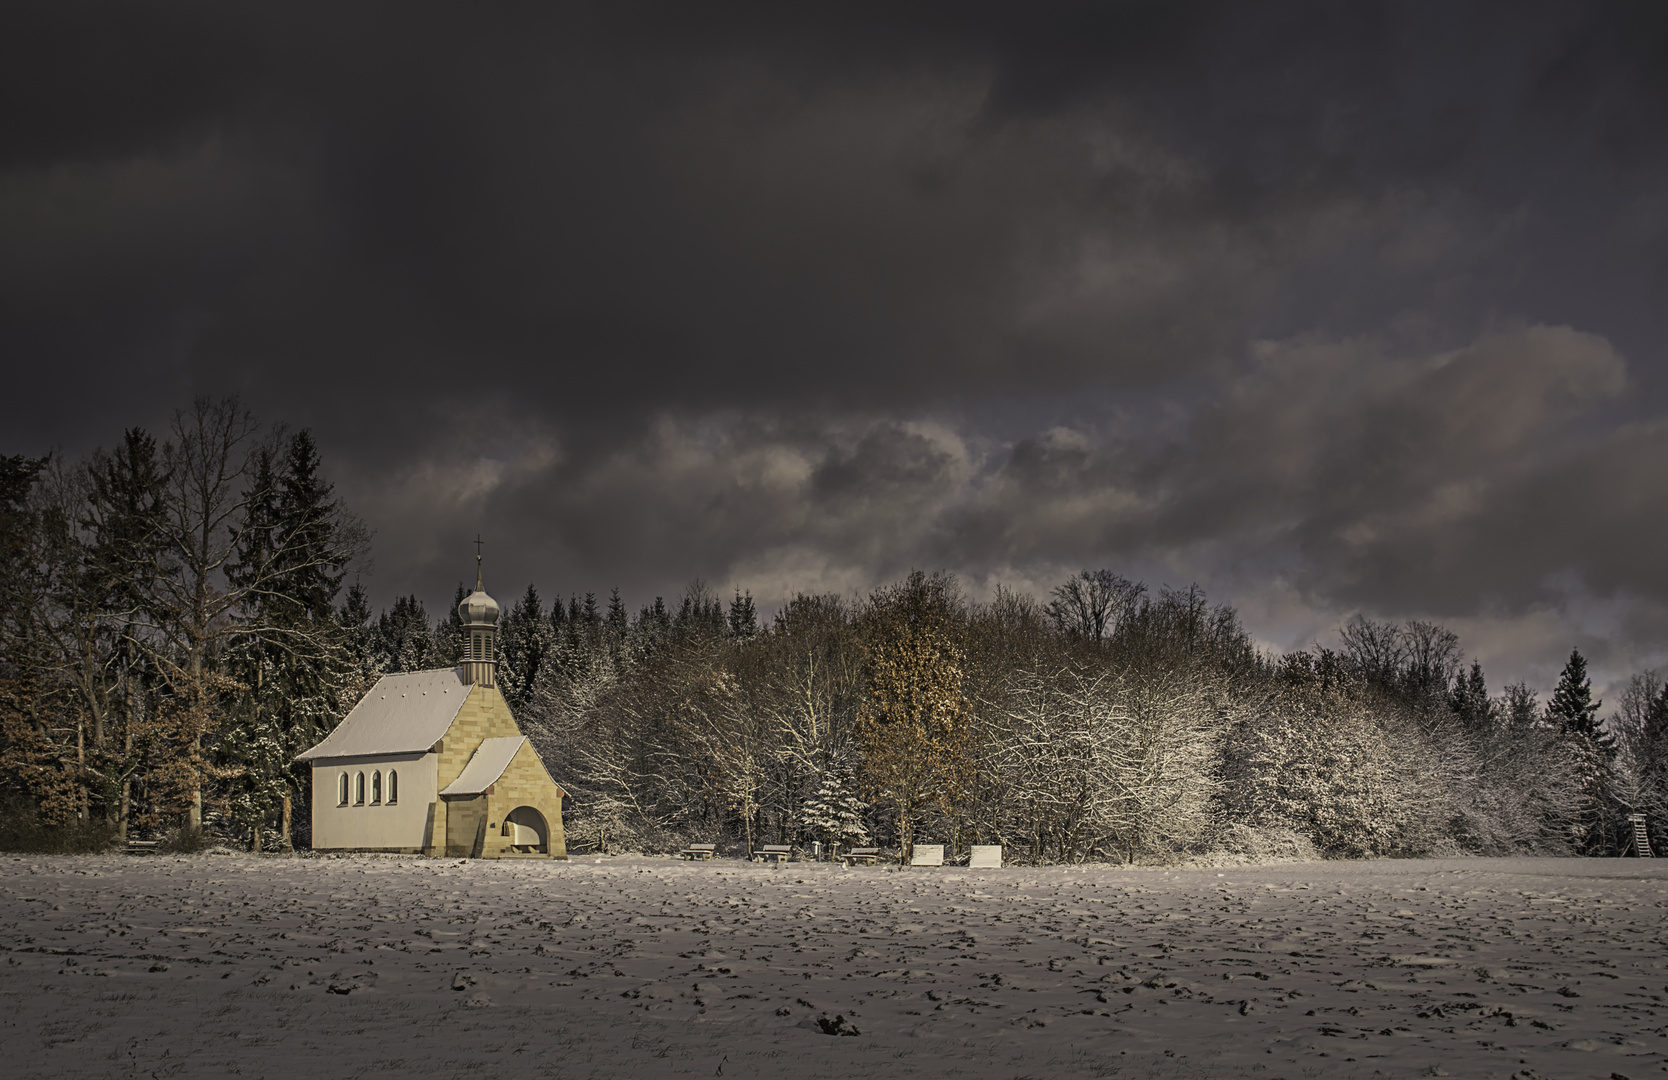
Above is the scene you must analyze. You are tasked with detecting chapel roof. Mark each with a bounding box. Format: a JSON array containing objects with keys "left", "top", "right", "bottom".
[
  {"left": 295, "top": 668, "right": 470, "bottom": 762},
  {"left": 439, "top": 736, "right": 526, "bottom": 795}
]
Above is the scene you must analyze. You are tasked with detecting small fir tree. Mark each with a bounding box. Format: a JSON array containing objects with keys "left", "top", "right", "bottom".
[{"left": 802, "top": 768, "right": 869, "bottom": 851}]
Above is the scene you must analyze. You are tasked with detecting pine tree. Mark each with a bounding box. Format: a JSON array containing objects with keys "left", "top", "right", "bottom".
[
  {"left": 1646, "top": 682, "right": 1668, "bottom": 766},
  {"left": 673, "top": 580, "right": 725, "bottom": 641},
  {"left": 374, "top": 595, "right": 438, "bottom": 673},
  {"left": 1547, "top": 649, "right": 1612, "bottom": 753},
  {"left": 498, "top": 584, "right": 552, "bottom": 714},
  {"left": 728, "top": 589, "right": 758, "bottom": 639},
  {"left": 605, "top": 588, "right": 627, "bottom": 639},
  {"left": 434, "top": 584, "right": 468, "bottom": 665},
  {"left": 223, "top": 430, "right": 359, "bottom": 848},
  {"left": 84, "top": 430, "right": 168, "bottom": 838},
  {"left": 1448, "top": 661, "right": 1492, "bottom": 730},
  {"left": 802, "top": 767, "right": 869, "bottom": 851},
  {"left": 581, "top": 592, "right": 601, "bottom": 641},
  {"left": 1641, "top": 682, "right": 1668, "bottom": 854},
  {"left": 1547, "top": 648, "right": 1618, "bottom": 853},
  {"left": 633, "top": 597, "right": 672, "bottom": 656},
  {"left": 337, "top": 582, "right": 374, "bottom": 678},
  {"left": 1500, "top": 682, "right": 1540, "bottom": 729}
]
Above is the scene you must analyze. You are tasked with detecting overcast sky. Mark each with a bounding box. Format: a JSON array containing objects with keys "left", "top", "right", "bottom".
[{"left": 7, "top": 2, "right": 1668, "bottom": 697}]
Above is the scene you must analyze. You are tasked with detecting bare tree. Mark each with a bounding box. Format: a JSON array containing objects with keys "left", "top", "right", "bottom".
[
  {"left": 1337, "top": 615, "right": 1407, "bottom": 685},
  {"left": 1044, "top": 570, "right": 1144, "bottom": 642}
]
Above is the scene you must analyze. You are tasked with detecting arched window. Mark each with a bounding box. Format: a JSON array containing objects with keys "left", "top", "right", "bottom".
[
  {"left": 338, "top": 773, "right": 349, "bottom": 806},
  {"left": 355, "top": 772, "right": 365, "bottom": 805},
  {"left": 371, "top": 771, "right": 382, "bottom": 804},
  {"left": 387, "top": 770, "right": 398, "bottom": 804}
]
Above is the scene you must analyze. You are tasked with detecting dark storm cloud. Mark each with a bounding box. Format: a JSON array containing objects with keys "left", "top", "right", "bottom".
[{"left": 7, "top": 1, "right": 1668, "bottom": 691}]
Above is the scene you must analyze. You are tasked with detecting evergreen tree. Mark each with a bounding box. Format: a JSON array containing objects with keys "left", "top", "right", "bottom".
[
  {"left": 1547, "top": 649, "right": 1612, "bottom": 753},
  {"left": 221, "top": 447, "right": 285, "bottom": 844},
  {"left": 581, "top": 592, "right": 601, "bottom": 640},
  {"left": 434, "top": 584, "right": 468, "bottom": 664},
  {"left": 337, "top": 582, "right": 375, "bottom": 683},
  {"left": 223, "top": 430, "right": 358, "bottom": 848},
  {"left": 728, "top": 589, "right": 758, "bottom": 639},
  {"left": 1646, "top": 682, "right": 1668, "bottom": 764},
  {"left": 802, "top": 766, "right": 869, "bottom": 851},
  {"left": 374, "top": 595, "right": 438, "bottom": 673},
  {"left": 83, "top": 430, "right": 168, "bottom": 838},
  {"left": 605, "top": 588, "right": 627, "bottom": 639},
  {"left": 1641, "top": 681, "right": 1668, "bottom": 854},
  {"left": 674, "top": 580, "right": 725, "bottom": 640},
  {"left": 1500, "top": 682, "right": 1540, "bottom": 728},
  {"left": 1448, "top": 660, "right": 1492, "bottom": 730},
  {"left": 498, "top": 584, "right": 552, "bottom": 714},
  {"left": 633, "top": 597, "right": 672, "bottom": 656},
  {"left": 1547, "top": 648, "right": 1619, "bottom": 853}
]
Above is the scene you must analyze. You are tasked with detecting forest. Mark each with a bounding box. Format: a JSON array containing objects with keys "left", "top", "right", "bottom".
[{"left": 3, "top": 398, "right": 1665, "bottom": 861}]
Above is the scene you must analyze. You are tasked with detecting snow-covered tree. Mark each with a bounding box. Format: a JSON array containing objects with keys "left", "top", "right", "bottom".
[{"left": 802, "top": 767, "right": 868, "bottom": 850}]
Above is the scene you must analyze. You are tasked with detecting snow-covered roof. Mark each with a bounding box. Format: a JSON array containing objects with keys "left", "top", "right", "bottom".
[
  {"left": 296, "top": 668, "right": 469, "bottom": 762},
  {"left": 439, "top": 736, "right": 526, "bottom": 795}
]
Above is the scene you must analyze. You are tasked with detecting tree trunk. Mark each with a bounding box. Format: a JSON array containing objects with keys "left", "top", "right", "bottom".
[
  {"left": 118, "top": 636, "right": 136, "bottom": 842},
  {"left": 188, "top": 651, "right": 203, "bottom": 829},
  {"left": 76, "top": 721, "right": 87, "bottom": 823}
]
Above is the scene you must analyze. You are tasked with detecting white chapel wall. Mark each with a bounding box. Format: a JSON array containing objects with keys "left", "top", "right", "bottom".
[{"left": 310, "top": 751, "right": 437, "bottom": 851}]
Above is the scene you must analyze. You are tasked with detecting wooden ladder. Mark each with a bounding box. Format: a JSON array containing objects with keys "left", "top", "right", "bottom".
[{"left": 1628, "top": 814, "right": 1654, "bottom": 858}]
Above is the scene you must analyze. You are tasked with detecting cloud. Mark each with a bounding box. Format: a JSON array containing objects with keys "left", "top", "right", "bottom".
[
  {"left": 401, "top": 322, "right": 1661, "bottom": 693},
  {"left": 8, "top": 2, "right": 1668, "bottom": 696}
]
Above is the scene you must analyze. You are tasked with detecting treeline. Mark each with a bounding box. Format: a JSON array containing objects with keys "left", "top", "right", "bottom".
[
  {"left": 3, "top": 402, "right": 1666, "bottom": 860},
  {"left": 513, "top": 571, "right": 1666, "bottom": 862},
  {"left": 0, "top": 399, "right": 368, "bottom": 848}
]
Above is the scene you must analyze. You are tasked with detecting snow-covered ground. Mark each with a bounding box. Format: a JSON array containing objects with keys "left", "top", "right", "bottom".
[{"left": 1, "top": 854, "right": 1663, "bottom": 1079}]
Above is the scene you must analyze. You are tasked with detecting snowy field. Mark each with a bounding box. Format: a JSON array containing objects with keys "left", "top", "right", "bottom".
[{"left": 1, "top": 854, "right": 1663, "bottom": 1080}]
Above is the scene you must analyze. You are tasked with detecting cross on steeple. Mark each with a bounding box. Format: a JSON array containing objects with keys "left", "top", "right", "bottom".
[{"left": 474, "top": 534, "right": 484, "bottom": 589}]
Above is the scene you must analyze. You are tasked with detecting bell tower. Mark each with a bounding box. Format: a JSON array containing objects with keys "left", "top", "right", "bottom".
[{"left": 457, "top": 537, "right": 500, "bottom": 688}]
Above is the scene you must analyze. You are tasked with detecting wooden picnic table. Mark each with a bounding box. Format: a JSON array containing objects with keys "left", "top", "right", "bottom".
[
  {"left": 680, "top": 843, "right": 717, "bottom": 861},
  {"left": 753, "top": 844, "right": 793, "bottom": 863},
  {"left": 840, "top": 846, "right": 881, "bottom": 866}
]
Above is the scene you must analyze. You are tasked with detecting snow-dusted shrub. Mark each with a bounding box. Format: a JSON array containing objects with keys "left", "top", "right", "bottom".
[
  {"left": 1441, "top": 722, "right": 1584, "bottom": 854},
  {"left": 999, "top": 659, "right": 1225, "bottom": 863},
  {"left": 1210, "top": 822, "right": 1320, "bottom": 863},
  {"left": 1223, "top": 676, "right": 1447, "bottom": 858}
]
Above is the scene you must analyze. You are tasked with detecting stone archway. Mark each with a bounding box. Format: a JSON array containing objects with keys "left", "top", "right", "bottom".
[{"left": 502, "top": 806, "right": 549, "bottom": 853}]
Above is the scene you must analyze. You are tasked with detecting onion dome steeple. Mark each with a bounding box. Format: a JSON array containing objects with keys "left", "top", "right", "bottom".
[{"left": 458, "top": 538, "right": 499, "bottom": 688}]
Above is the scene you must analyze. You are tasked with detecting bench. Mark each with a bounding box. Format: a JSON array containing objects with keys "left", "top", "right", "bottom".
[
  {"left": 680, "top": 843, "right": 717, "bottom": 861},
  {"left": 753, "top": 844, "right": 793, "bottom": 864},
  {"left": 840, "top": 846, "right": 881, "bottom": 866},
  {"left": 125, "top": 839, "right": 159, "bottom": 853}
]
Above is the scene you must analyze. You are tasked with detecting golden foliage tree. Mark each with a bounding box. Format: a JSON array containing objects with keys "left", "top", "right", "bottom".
[{"left": 856, "top": 571, "right": 974, "bottom": 860}]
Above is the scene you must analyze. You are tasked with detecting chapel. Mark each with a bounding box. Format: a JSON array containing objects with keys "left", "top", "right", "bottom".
[{"left": 296, "top": 559, "right": 568, "bottom": 858}]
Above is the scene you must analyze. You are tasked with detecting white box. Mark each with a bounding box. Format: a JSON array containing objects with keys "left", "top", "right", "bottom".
[
  {"left": 969, "top": 845, "right": 1002, "bottom": 868},
  {"left": 910, "top": 844, "right": 944, "bottom": 866}
]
